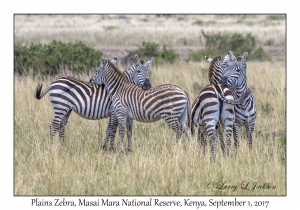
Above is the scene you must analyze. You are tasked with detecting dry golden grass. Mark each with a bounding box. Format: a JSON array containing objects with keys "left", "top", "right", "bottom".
[{"left": 14, "top": 59, "right": 286, "bottom": 195}]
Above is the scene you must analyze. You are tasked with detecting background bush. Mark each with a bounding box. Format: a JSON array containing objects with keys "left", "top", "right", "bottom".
[
  {"left": 186, "top": 30, "right": 271, "bottom": 62},
  {"left": 123, "top": 42, "right": 178, "bottom": 65},
  {"left": 14, "top": 41, "right": 102, "bottom": 77}
]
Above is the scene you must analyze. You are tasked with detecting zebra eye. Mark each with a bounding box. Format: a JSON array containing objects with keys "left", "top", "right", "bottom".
[{"left": 137, "top": 70, "right": 141, "bottom": 73}]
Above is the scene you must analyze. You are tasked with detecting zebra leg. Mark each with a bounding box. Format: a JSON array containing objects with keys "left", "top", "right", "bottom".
[
  {"left": 223, "top": 122, "right": 233, "bottom": 156},
  {"left": 50, "top": 116, "right": 63, "bottom": 144},
  {"left": 199, "top": 127, "right": 207, "bottom": 155},
  {"left": 164, "top": 118, "right": 182, "bottom": 142},
  {"left": 103, "top": 115, "right": 118, "bottom": 151},
  {"left": 58, "top": 110, "right": 72, "bottom": 145},
  {"left": 216, "top": 123, "right": 226, "bottom": 157},
  {"left": 246, "top": 121, "right": 255, "bottom": 149},
  {"left": 233, "top": 122, "right": 241, "bottom": 149},
  {"left": 206, "top": 124, "right": 217, "bottom": 161},
  {"left": 102, "top": 121, "right": 110, "bottom": 150},
  {"left": 102, "top": 110, "right": 118, "bottom": 151},
  {"left": 117, "top": 117, "right": 127, "bottom": 152},
  {"left": 197, "top": 128, "right": 202, "bottom": 142},
  {"left": 126, "top": 118, "right": 133, "bottom": 152}
]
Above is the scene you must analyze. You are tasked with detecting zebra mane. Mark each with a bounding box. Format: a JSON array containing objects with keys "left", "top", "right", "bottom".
[
  {"left": 107, "top": 59, "right": 128, "bottom": 82},
  {"left": 236, "top": 56, "right": 243, "bottom": 61},
  {"left": 208, "top": 56, "right": 222, "bottom": 85}
]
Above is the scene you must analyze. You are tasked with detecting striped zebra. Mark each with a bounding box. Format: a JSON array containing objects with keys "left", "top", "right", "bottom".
[
  {"left": 90, "top": 58, "right": 193, "bottom": 152},
  {"left": 191, "top": 84, "right": 249, "bottom": 159},
  {"left": 35, "top": 54, "right": 152, "bottom": 150},
  {"left": 221, "top": 52, "right": 257, "bottom": 148},
  {"left": 190, "top": 52, "right": 236, "bottom": 158},
  {"left": 94, "top": 56, "right": 153, "bottom": 150}
]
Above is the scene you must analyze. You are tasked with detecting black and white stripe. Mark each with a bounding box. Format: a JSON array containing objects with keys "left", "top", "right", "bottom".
[
  {"left": 97, "top": 55, "right": 153, "bottom": 150},
  {"left": 90, "top": 58, "right": 193, "bottom": 151},
  {"left": 191, "top": 84, "right": 249, "bottom": 159},
  {"left": 35, "top": 55, "right": 152, "bottom": 148},
  {"left": 221, "top": 52, "right": 257, "bottom": 148}
]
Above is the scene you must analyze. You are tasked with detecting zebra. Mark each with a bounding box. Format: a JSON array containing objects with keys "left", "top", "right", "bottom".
[
  {"left": 89, "top": 58, "right": 193, "bottom": 152},
  {"left": 191, "top": 84, "right": 250, "bottom": 159},
  {"left": 191, "top": 52, "right": 235, "bottom": 157},
  {"left": 35, "top": 54, "right": 152, "bottom": 150},
  {"left": 220, "top": 52, "right": 257, "bottom": 148},
  {"left": 91, "top": 56, "right": 153, "bottom": 150}
]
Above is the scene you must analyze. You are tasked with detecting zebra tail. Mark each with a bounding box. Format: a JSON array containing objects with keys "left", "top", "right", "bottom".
[
  {"left": 35, "top": 83, "right": 51, "bottom": 100},
  {"left": 191, "top": 124, "right": 195, "bottom": 136},
  {"left": 186, "top": 93, "right": 192, "bottom": 136},
  {"left": 216, "top": 88, "right": 250, "bottom": 105}
]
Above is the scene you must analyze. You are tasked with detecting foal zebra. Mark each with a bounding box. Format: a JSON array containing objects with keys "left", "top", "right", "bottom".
[
  {"left": 221, "top": 52, "right": 257, "bottom": 148},
  {"left": 35, "top": 54, "right": 152, "bottom": 149},
  {"left": 90, "top": 58, "right": 193, "bottom": 152}
]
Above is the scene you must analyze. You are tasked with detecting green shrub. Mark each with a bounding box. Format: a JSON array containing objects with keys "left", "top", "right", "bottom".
[
  {"left": 192, "top": 19, "right": 204, "bottom": 26},
  {"left": 187, "top": 30, "right": 270, "bottom": 62},
  {"left": 251, "top": 47, "right": 271, "bottom": 61},
  {"left": 14, "top": 41, "right": 102, "bottom": 76},
  {"left": 185, "top": 49, "right": 213, "bottom": 62},
  {"left": 103, "top": 25, "right": 119, "bottom": 31},
  {"left": 124, "top": 42, "right": 178, "bottom": 65},
  {"left": 200, "top": 30, "right": 257, "bottom": 55},
  {"left": 140, "top": 42, "right": 160, "bottom": 57},
  {"left": 158, "top": 46, "right": 178, "bottom": 63},
  {"left": 267, "top": 15, "right": 286, "bottom": 21}
]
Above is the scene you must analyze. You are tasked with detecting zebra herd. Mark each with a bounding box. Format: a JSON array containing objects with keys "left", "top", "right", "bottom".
[{"left": 35, "top": 51, "right": 256, "bottom": 160}]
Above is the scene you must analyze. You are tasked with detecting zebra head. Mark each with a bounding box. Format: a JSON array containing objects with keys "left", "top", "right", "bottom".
[
  {"left": 89, "top": 57, "right": 117, "bottom": 83},
  {"left": 132, "top": 54, "right": 152, "bottom": 90},
  {"left": 221, "top": 52, "right": 248, "bottom": 88},
  {"left": 89, "top": 59, "right": 108, "bottom": 85}
]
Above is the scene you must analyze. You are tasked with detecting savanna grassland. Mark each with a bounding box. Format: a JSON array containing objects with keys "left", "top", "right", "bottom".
[{"left": 14, "top": 14, "right": 286, "bottom": 196}]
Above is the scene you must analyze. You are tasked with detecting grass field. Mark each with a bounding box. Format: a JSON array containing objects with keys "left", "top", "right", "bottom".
[{"left": 14, "top": 14, "right": 286, "bottom": 196}]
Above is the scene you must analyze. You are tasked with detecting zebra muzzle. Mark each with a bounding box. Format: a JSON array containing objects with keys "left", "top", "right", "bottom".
[
  {"left": 142, "top": 79, "right": 151, "bottom": 90},
  {"left": 220, "top": 76, "right": 228, "bottom": 85}
]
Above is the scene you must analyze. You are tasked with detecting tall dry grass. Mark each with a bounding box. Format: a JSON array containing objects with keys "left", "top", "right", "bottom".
[{"left": 14, "top": 60, "right": 286, "bottom": 195}]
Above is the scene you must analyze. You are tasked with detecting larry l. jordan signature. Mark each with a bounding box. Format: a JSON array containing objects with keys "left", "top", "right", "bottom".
[{"left": 206, "top": 181, "right": 276, "bottom": 192}]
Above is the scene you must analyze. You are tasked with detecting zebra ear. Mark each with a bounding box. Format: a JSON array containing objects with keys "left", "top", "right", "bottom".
[
  {"left": 228, "top": 51, "right": 237, "bottom": 62},
  {"left": 111, "top": 56, "right": 117, "bottom": 65},
  {"left": 242, "top": 52, "right": 248, "bottom": 62},
  {"left": 205, "top": 56, "right": 212, "bottom": 63},
  {"left": 101, "top": 58, "right": 107, "bottom": 66},
  {"left": 133, "top": 54, "right": 140, "bottom": 65},
  {"left": 145, "top": 57, "right": 153, "bottom": 68}
]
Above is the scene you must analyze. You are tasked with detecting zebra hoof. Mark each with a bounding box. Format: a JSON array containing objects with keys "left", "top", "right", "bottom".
[{"left": 127, "top": 148, "right": 133, "bottom": 152}]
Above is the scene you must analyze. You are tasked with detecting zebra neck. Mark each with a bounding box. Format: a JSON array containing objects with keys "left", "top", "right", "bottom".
[
  {"left": 123, "top": 69, "right": 134, "bottom": 83},
  {"left": 103, "top": 69, "right": 129, "bottom": 99},
  {"left": 233, "top": 85, "right": 250, "bottom": 101}
]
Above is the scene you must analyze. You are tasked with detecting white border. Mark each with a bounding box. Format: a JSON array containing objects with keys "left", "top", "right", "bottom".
[{"left": 3, "top": 1, "right": 296, "bottom": 209}]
